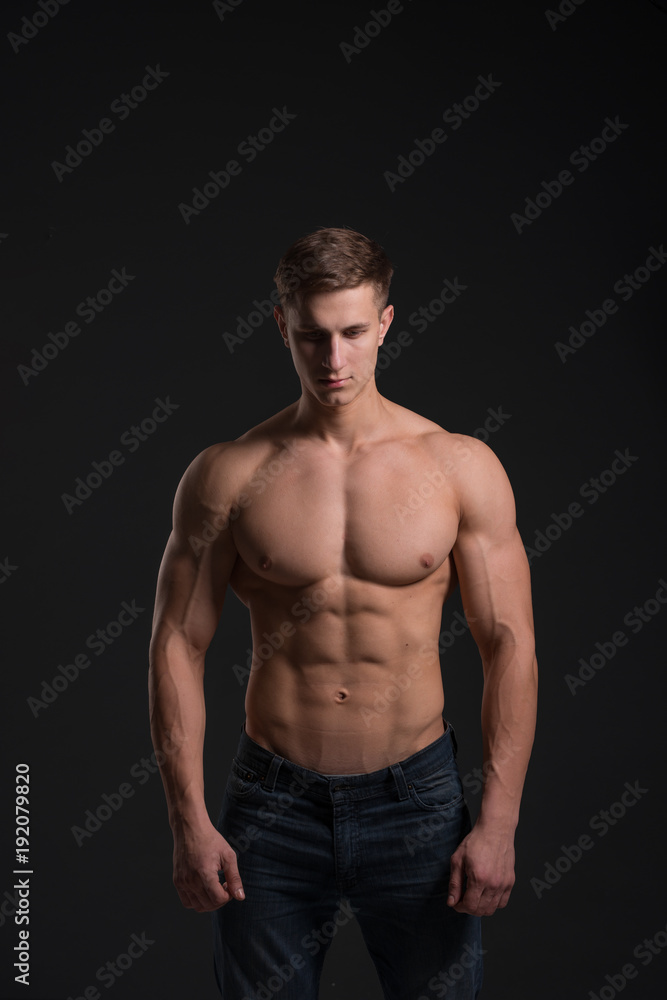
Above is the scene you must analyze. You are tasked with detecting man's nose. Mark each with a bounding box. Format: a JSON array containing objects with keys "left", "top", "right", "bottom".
[{"left": 323, "top": 336, "right": 344, "bottom": 371}]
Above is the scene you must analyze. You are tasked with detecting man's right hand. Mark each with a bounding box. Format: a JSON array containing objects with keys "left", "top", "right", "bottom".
[{"left": 172, "top": 821, "right": 245, "bottom": 912}]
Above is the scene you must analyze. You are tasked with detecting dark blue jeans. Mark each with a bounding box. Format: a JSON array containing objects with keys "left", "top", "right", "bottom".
[{"left": 213, "top": 721, "right": 483, "bottom": 999}]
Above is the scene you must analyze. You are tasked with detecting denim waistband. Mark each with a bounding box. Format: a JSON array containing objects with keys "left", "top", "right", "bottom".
[{"left": 231, "top": 719, "right": 459, "bottom": 802}]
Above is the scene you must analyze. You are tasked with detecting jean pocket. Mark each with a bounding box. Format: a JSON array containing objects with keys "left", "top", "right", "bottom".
[
  {"left": 226, "top": 758, "right": 263, "bottom": 799},
  {"left": 408, "top": 763, "right": 464, "bottom": 812}
]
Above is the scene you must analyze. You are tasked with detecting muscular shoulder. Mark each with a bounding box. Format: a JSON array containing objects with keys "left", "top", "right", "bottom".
[
  {"left": 177, "top": 440, "right": 261, "bottom": 511},
  {"left": 437, "top": 433, "right": 517, "bottom": 535},
  {"left": 177, "top": 407, "right": 298, "bottom": 512},
  {"left": 403, "top": 420, "right": 516, "bottom": 529}
]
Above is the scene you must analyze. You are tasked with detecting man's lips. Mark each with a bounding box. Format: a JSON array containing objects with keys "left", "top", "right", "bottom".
[{"left": 319, "top": 376, "right": 350, "bottom": 387}]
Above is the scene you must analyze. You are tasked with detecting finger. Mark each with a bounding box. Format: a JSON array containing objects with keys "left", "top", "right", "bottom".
[
  {"left": 458, "top": 884, "right": 507, "bottom": 917},
  {"left": 177, "top": 870, "right": 225, "bottom": 912},
  {"left": 496, "top": 885, "right": 513, "bottom": 910},
  {"left": 480, "top": 875, "right": 514, "bottom": 915},
  {"left": 187, "top": 880, "right": 217, "bottom": 912},
  {"left": 454, "top": 872, "right": 486, "bottom": 916},
  {"left": 219, "top": 851, "right": 245, "bottom": 901},
  {"left": 178, "top": 883, "right": 215, "bottom": 912},
  {"left": 200, "top": 869, "right": 235, "bottom": 909},
  {"left": 447, "top": 856, "right": 464, "bottom": 907},
  {"left": 453, "top": 878, "right": 484, "bottom": 915}
]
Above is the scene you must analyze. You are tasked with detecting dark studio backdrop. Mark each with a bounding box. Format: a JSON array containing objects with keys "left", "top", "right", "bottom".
[{"left": 1, "top": 1, "right": 666, "bottom": 997}]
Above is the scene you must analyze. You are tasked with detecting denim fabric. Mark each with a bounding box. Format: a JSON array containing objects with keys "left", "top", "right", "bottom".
[{"left": 213, "top": 721, "right": 483, "bottom": 999}]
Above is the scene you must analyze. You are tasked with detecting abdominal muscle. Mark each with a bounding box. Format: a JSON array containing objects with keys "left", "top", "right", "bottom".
[{"left": 242, "top": 576, "right": 448, "bottom": 774}]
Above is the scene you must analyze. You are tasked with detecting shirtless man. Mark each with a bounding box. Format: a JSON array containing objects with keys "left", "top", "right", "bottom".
[{"left": 148, "top": 227, "right": 538, "bottom": 999}]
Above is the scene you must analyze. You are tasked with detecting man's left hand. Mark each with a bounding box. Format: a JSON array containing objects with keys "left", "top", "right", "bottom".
[{"left": 447, "top": 821, "right": 516, "bottom": 916}]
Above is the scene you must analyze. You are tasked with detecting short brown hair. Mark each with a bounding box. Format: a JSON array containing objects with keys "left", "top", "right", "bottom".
[{"left": 273, "top": 226, "right": 394, "bottom": 317}]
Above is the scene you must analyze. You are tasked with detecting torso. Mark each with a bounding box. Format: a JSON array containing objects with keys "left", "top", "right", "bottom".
[{"left": 223, "top": 398, "right": 468, "bottom": 773}]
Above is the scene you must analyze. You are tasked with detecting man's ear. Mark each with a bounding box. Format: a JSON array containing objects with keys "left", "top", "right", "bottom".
[
  {"left": 274, "top": 305, "right": 290, "bottom": 348},
  {"left": 378, "top": 304, "right": 394, "bottom": 347}
]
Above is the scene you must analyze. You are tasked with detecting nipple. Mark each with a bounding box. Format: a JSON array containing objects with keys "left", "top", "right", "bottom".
[
  {"left": 259, "top": 555, "right": 272, "bottom": 571},
  {"left": 420, "top": 553, "right": 434, "bottom": 568}
]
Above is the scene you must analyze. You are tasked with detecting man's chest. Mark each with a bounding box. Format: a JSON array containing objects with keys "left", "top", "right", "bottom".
[{"left": 229, "top": 444, "right": 460, "bottom": 589}]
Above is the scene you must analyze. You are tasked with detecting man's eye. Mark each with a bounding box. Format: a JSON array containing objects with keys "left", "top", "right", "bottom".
[{"left": 302, "top": 330, "right": 363, "bottom": 339}]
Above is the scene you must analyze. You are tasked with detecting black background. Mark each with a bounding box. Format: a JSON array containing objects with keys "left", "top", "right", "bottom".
[{"left": 1, "top": 0, "right": 666, "bottom": 997}]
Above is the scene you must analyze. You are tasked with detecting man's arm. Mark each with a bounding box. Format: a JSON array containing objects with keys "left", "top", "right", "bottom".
[
  {"left": 448, "top": 435, "right": 538, "bottom": 917},
  {"left": 148, "top": 443, "right": 245, "bottom": 912}
]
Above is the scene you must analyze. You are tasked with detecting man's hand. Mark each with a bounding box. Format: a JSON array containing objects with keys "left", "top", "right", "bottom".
[
  {"left": 447, "top": 821, "right": 515, "bottom": 916},
  {"left": 172, "top": 820, "right": 245, "bottom": 912}
]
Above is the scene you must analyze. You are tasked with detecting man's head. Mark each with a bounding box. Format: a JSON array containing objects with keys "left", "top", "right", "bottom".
[
  {"left": 273, "top": 226, "right": 394, "bottom": 320},
  {"left": 273, "top": 228, "right": 395, "bottom": 407}
]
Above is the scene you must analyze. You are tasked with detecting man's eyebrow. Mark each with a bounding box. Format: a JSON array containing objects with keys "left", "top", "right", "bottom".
[{"left": 295, "top": 322, "right": 372, "bottom": 332}]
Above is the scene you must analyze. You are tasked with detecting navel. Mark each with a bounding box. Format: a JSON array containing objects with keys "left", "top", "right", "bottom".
[
  {"left": 259, "top": 555, "right": 272, "bottom": 571},
  {"left": 335, "top": 689, "right": 349, "bottom": 703},
  {"left": 420, "top": 552, "right": 434, "bottom": 568}
]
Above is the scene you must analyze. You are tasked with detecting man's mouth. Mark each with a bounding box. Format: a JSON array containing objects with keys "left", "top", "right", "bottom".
[{"left": 319, "top": 377, "right": 350, "bottom": 388}]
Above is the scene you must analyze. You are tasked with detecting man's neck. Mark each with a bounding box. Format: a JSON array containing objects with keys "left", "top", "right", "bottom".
[{"left": 292, "top": 380, "right": 390, "bottom": 453}]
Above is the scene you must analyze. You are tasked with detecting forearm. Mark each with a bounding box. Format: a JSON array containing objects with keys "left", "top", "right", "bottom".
[
  {"left": 476, "top": 638, "right": 538, "bottom": 833},
  {"left": 148, "top": 629, "right": 211, "bottom": 833}
]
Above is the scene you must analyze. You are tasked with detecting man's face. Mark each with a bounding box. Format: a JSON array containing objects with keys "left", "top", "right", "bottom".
[{"left": 274, "top": 283, "right": 394, "bottom": 406}]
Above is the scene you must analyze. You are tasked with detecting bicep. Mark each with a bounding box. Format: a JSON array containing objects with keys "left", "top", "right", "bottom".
[
  {"left": 450, "top": 440, "right": 534, "bottom": 656},
  {"left": 151, "top": 447, "right": 239, "bottom": 657}
]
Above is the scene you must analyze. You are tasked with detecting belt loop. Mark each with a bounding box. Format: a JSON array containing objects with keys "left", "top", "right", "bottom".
[
  {"left": 262, "top": 754, "right": 283, "bottom": 791},
  {"left": 390, "top": 762, "right": 410, "bottom": 801}
]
